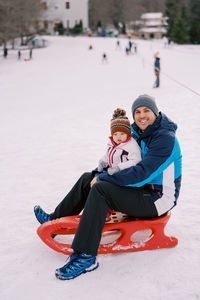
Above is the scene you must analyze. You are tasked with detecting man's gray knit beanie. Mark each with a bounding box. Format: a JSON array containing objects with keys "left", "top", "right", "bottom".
[{"left": 132, "top": 94, "right": 159, "bottom": 118}]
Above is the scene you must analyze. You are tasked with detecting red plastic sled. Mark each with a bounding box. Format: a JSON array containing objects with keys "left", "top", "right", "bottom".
[{"left": 37, "top": 211, "right": 178, "bottom": 255}]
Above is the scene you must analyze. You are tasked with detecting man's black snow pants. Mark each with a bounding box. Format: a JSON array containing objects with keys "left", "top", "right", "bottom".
[{"left": 50, "top": 172, "right": 158, "bottom": 256}]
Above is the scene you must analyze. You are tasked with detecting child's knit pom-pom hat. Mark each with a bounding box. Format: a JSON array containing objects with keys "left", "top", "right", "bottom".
[{"left": 111, "top": 108, "right": 131, "bottom": 137}]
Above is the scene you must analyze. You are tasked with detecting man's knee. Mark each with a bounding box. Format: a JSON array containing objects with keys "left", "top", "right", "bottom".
[
  {"left": 80, "top": 172, "right": 93, "bottom": 182},
  {"left": 88, "top": 182, "right": 110, "bottom": 210},
  {"left": 91, "top": 180, "right": 112, "bottom": 197}
]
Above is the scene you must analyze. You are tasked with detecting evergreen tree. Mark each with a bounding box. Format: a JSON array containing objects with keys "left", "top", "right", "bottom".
[
  {"left": 79, "top": 20, "right": 83, "bottom": 32},
  {"left": 58, "top": 22, "right": 64, "bottom": 35},
  {"left": 70, "top": 20, "right": 83, "bottom": 35},
  {"left": 165, "top": 0, "right": 177, "bottom": 38},
  {"left": 171, "top": 5, "right": 190, "bottom": 43},
  {"left": 122, "top": 22, "right": 126, "bottom": 34},
  {"left": 165, "top": 0, "right": 191, "bottom": 44},
  {"left": 189, "top": 0, "right": 200, "bottom": 43},
  {"left": 97, "top": 20, "right": 102, "bottom": 28}
]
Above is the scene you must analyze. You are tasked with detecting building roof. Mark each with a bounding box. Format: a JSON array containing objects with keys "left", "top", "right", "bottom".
[
  {"left": 139, "top": 27, "right": 167, "bottom": 33},
  {"left": 144, "top": 21, "right": 164, "bottom": 26},
  {"left": 129, "top": 20, "right": 143, "bottom": 26},
  {"left": 141, "top": 12, "right": 163, "bottom": 19}
]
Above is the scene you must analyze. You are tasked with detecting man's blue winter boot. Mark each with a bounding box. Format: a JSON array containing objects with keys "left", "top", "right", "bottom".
[
  {"left": 34, "top": 205, "right": 51, "bottom": 224},
  {"left": 55, "top": 253, "right": 99, "bottom": 280}
]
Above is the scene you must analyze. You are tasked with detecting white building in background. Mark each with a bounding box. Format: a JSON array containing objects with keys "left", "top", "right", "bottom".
[
  {"left": 138, "top": 12, "right": 167, "bottom": 39},
  {"left": 40, "top": 0, "right": 88, "bottom": 34}
]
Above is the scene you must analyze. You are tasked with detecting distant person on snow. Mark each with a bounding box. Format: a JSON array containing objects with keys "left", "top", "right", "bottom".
[
  {"left": 29, "top": 47, "right": 33, "bottom": 59},
  {"left": 128, "top": 39, "right": 132, "bottom": 52},
  {"left": 133, "top": 42, "right": 137, "bottom": 54},
  {"left": 153, "top": 52, "right": 160, "bottom": 88},
  {"left": 3, "top": 47, "right": 8, "bottom": 58},
  {"left": 18, "top": 50, "right": 21, "bottom": 60},
  {"left": 102, "top": 52, "right": 108, "bottom": 63},
  {"left": 34, "top": 94, "right": 182, "bottom": 281},
  {"left": 125, "top": 47, "right": 130, "bottom": 55},
  {"left": 116, "top": 40, "right": 120, "bottom": 49}
]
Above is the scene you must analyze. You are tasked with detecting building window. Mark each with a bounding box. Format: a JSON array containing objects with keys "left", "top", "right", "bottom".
[
  {"left": 44, "top": 21, "right": 48, "bottom": 29},
  {"left": 54, "top": 23, "right": 59, "bottom": 31},
  {"left": 66, "top": 20, "right": 70, "bottom": 28},
  {"left": 34, "top": 20, "right": 39, "bottom": 29},
  {"left": 41, "top": 2, "right": 47, "bottom": 9},
  {"left": 66, "top": 2, "right": 70, "bottom": 9}
]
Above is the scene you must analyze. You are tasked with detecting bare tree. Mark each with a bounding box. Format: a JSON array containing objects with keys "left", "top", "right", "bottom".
[
  {"left": 89, "top": 0, "right": 111, "bottom": 29},
  {"left": 109, "top": 0, "right": 125, "bottom": 28},
  {"left": 0, "top": 0, "right": 42, "bottom": 46},
  {"left": 0, "top": 0, "right": 16, "bottom": 46},
  {"left": 89, "top": 0, "right": 166, "bottom": 30}
]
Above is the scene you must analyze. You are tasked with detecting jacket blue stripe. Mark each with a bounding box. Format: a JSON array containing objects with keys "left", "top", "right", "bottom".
[{"left": 126, "top": 137, "right": 182, "bottom": 187}]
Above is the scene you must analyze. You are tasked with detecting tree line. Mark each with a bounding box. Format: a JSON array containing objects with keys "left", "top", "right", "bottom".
[
  {"left": 165, "top": 0, "right": 200, "bottom": 44},
  {"left": 0, "top": 0, "right": 41, "bottom": 47},
  {"left": 0, "top": 0, "right": 200, "bottom": 45},
  {"left": 89, "top": 0, "right": 200, "bottom": 44}
]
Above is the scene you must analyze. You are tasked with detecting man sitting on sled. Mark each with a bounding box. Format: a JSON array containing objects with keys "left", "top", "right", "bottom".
[{"left": 34, "top": 94, "right": 182, "bottom": 280}]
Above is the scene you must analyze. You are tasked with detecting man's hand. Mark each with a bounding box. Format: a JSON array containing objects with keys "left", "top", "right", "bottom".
[{"left": 90, "top": 177, "right": 97, "bottom": 187}]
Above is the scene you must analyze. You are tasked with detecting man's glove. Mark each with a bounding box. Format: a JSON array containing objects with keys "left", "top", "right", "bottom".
[
  {"left": 98, "top": 160, "right": 108, "bottom": 172},
  {"left": 107, "top": 166, "right": 120, "bottom": 175}
]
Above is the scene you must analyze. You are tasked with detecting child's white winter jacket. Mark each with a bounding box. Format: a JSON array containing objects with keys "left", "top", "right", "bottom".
[{"left": 99, "top": 136, "right": 141, "bottom": 171}]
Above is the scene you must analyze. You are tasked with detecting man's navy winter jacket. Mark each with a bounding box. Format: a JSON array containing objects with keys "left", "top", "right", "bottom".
[{"left": 99, "top": 113, "right": 182, "bottom": 216}]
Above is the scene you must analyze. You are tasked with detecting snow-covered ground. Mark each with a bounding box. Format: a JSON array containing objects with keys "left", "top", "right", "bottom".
[{"left": 1, "top": 36, "right": 200, "bottom": 300}]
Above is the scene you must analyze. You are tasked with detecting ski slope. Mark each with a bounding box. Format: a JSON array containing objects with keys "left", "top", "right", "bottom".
[{"left": 1, "top": 36, "right": 200, "bottom": 300}]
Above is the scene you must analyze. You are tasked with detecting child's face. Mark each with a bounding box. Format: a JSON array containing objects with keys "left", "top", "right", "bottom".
[{"left": 113, "top": 131, "right": 128, "bottom": 144}]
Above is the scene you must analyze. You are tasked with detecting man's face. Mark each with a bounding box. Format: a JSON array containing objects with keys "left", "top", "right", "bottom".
[{"left": 134, "top": 106, "right": 156, "bottom": 131}]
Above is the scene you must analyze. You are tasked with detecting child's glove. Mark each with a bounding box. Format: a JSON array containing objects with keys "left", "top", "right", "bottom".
[
  {"left": 98, "top": 160, "right": 108, "bottom": 172},
  {"left": 107, "top": 166, "right": 120, "bottom": 175}
]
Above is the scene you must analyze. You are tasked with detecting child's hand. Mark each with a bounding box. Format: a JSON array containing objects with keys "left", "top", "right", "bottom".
[
  {"left": 107, "top": 166, "right": 120, "bottom": 175},
  {"left": 98, "top": 160, "right": 108, "bottom": 172}
]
